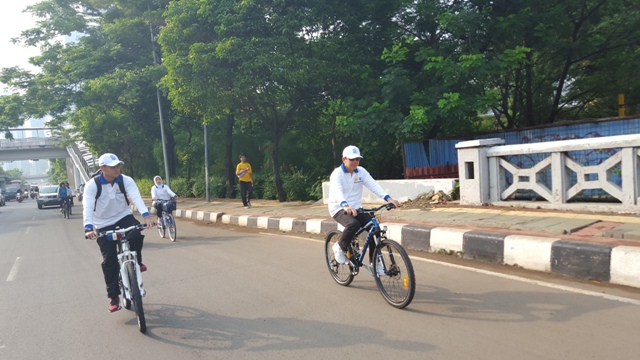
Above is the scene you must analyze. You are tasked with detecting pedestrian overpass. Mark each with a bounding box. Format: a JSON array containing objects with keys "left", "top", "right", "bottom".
[{"left": 0, "top": 128, "right": 95, "bottom": 189}]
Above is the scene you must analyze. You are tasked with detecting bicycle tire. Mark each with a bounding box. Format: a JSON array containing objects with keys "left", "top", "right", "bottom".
[
  {"left": 373, "top": 239, "right": 415, "bottom": 309},
  {"left": 127, "top": 262, "right": 146, "bottom": 333},
  {"left": 119, "top": 274, "right": 131, "bottom": 310},
  {"left": 157, "top": 216, "right": 165, "bottom": 238},
  {"left": 63, "top": 202, "right": 69, "bottom": 219},
  {"left": 324, "top": 230, "right": 354, "bottom": 286},
  {"left": 167, "top": 215, "right": 177, "bottom": 242}
]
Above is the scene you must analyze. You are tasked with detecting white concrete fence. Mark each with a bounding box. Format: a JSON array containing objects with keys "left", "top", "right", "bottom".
[{"left": 456, "top": 134, "right": 640, "bottom": 213}]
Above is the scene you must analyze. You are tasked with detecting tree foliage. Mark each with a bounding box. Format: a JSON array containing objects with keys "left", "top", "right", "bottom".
[{"left": 1, "top": 0, "right": 638, "bottom": 200}]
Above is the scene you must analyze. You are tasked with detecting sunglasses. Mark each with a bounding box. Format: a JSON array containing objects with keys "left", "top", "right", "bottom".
[{"left": 348, "top": 158, "right": 362, "bottom": 162}]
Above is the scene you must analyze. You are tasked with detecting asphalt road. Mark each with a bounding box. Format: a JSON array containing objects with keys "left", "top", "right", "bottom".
[{"left": 1, "top": 198, "right": 640, "bottom": 359}]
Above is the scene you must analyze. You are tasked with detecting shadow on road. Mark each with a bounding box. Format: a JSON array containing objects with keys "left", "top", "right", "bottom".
[{"left": 133, "top": 303, "right": 435, "bottom": 353}]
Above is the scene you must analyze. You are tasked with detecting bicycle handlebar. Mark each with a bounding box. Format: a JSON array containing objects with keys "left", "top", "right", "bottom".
[
  {"left": 358, "top": 203, "right": 396, "bottom": 214},
  {"left": 85, "top": 224, "right": 148, "bottom": 240}
]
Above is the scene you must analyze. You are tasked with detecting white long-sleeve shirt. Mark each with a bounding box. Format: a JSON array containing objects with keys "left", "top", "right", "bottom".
[
  {"left": 83, "top": 174, "right": 149, "bottom": 230},
  {"left": 151, "top": 184, "right": 176, "bottom": 200},
  {"left": 328, "top": 163, "right": 390, "bottom": 216}
]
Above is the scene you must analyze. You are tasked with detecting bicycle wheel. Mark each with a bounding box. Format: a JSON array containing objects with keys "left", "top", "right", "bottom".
[
  {"left": 119, "top": 273, "right": 131, "bottom": 310},
  {"left": 325, "top": 230, "right": 354, "bottom": 286},
  {"left": 167, "top": 215, "right": 177, "bottom": 242},
  {"left": 127, "top": 262, "right": 146, "bottom": 333},
  {"left": 157, "top": 216, "right": 165, "bottom": 238},
  {"left": 63, "top": 203, "right": 69, "bottom": 219},
  {"left": 373, "top": 239, "right": 415, "bottom": 309}
]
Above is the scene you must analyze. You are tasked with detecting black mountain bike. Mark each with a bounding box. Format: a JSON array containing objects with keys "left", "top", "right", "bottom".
[
  {"left": 325, "top": 204, "right": 416, "bottom": 309},
  {"left": 61, "top": 198, "right": 71, "bottom": 219}
]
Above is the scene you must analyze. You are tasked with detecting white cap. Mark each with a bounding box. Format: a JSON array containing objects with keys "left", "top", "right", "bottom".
[
  {"left": 342, "top": 145, "right": 363, "bottom": 159},
  {"left": 98, "top": 153, "right": 124, "bottom": 167}
]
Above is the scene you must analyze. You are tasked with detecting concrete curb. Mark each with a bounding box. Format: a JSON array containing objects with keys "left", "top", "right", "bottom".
[{"left": 138, "top": 205, "right": 639, "bottom": 289}]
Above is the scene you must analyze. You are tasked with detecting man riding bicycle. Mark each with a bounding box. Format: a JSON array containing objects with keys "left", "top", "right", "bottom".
[
  {"left": 65, "top": 181, "right": 75, "bottom": 208},
  {"left": 151, "top": 175, "right": 178, "bottom": 225},
  {"left": 83, "top": 153, "right": 155, "bottom": 312},
  {"left": 328, "top": 145, "right": 400, "bottom": 271}
]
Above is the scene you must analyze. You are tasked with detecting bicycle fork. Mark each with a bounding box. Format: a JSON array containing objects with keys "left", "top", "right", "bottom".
[{"left": 118, "top": 254, "right": 146, "bottom": 298}]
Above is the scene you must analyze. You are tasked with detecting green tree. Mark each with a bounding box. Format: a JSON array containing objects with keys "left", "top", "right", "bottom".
[
  {"left": 386, "top": 0, "right": 640, "bottom": 133},
  {"left": 48, "top": 158, "right": 67, "bottom": 185},
  {"left": 2, "top": 0, "right": 176, "bottom": 179},
  {"left": 161, "top": 0, "right": 333, "bottom": 201},
  {"left": 5, "top": 168, "right": 24, "bottom": 182}
]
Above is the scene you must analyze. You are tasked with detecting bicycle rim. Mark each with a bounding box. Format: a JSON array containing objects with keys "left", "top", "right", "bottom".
[
  {"left": 325, "top": 230, "right": 354, "bottom": 286},
  {"left": 168, "top": 215, "right": 177, "bottom": 241},
  {"left": 374, "top": 240, "right": 416, "bottom": 309},
  {"left": 127, "top": 262, "right": 146, "bottom": 333}
]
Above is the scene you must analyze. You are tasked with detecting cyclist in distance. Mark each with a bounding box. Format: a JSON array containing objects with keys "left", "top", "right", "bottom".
[
  {"left": 83, "top": 153, "right": 155, "bottom": 313},
  {"left": 151, "top": 175, "right": 178, "bottom": 225},
  {"left": 65, "top": 182, "right": 75, "bottom": 208},
  {"left": 57, "top": 182, "right": 69, "bottom": 212},
  {"left": 328, "top": 145, "right": 401, "bottom": 268}
]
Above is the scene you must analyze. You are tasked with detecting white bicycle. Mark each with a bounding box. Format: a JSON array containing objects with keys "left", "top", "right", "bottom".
[
  {"left": 94, "top": 224, "right": 148, "bottom": 333},
  {"left": 156, "top": 198, "right": 177, "bottom": 242}
]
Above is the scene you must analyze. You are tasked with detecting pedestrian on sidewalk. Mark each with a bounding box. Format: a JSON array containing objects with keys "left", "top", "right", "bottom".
[
  {"left": 236, "top": 153, "right": 254, "bottom": 209},
  {"left": 328, "top": 145, "right": 401, "bottom": 268}
]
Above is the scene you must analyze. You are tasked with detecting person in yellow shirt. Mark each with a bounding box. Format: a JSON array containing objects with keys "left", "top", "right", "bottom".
[{"left": 236, "top": 153, "right": 254, "bottom": 208}]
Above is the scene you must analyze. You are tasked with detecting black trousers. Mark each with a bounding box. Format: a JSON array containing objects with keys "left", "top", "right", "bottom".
[
  {"left": 333, "top": 209, "right": 375, "bottom": 263},
  {"left": 240, "top": 181, "right": 253, "bottom": 206},
  {"left": 96, "top": 214, "right": 145, "bottom": 298},
  {"left": 154, "top": 201, "right": 164, "bottom": 219}
]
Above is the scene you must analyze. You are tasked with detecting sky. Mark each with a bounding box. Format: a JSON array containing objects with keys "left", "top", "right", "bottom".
[{"left": 0, "top": 0, "right": 42, "bottom": 93}]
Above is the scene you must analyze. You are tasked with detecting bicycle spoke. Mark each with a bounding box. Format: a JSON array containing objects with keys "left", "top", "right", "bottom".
[
  {"left": 374, "top": 240, "right": 415, "bottom": 309},
  {"left": 325, "top": 230, "right": 354, "bottom": 286}
]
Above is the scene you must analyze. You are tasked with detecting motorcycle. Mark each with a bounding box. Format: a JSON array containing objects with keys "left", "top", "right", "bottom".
[{"left": 16, "top": 193, "right": 23, "bottom": 203}]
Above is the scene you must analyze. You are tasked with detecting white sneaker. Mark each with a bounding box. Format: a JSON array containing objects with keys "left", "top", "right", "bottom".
[
  {"left": 332, "top": 242, "right": 347, "bottom": 264},
  {"left": 376, "top": 258, "right": 386, "bottom": 276}
]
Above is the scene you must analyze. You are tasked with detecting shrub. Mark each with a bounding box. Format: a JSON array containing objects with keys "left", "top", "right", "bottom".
[
  {"left": 135, "top": 177, "right": 155, "bottom": 197},
  {"left": 192, "top": 176, "right": 227, "bottom": 198},
  {"left": 170, "top": 177, "right": 194, "bottom": 197},
  {"left": 309, "top": 176, "right": 328, "bottom": 201},
  {"left": 253, "top": 172, "right": 276, "bottom": 200},
  {"left": 282, "top": 168, "right": 313, "bottom": 201}
]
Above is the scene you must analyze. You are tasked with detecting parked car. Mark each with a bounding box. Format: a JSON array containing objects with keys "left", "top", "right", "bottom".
[
  {"left": 36, "top": 185, "right": 63, "bottom": 209},
  {"left": 4, "top": 187, "right": 19, "bottom": 201}
]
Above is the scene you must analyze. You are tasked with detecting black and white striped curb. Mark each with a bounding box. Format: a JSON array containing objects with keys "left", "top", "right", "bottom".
[{"left": 140, "top": 206, "right": 640, "bottom": 289}]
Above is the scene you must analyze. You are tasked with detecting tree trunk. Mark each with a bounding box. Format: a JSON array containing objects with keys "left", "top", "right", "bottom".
[{"left": 225, "top": 113, "right": 235, "bottom": 198}]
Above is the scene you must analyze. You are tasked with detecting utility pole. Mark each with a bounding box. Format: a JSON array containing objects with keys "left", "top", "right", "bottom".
[
  {"left": 149, "top": 21, "right": 170, "bottom": 186},
  {"left": 204, "top": 123, "right": 210, "bottom": 202}
]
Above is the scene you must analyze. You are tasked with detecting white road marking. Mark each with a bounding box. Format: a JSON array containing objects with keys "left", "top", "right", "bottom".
[
  {"left": 6, "top": 257, "right": 22, "bottom": 282},
  {"left": 259, "top": 232, "right": 640, "bottom": 305},
  {"left": 411, "top": 257, "right": 640, "bottom": 306},
  {"left": 26, "top": 227, "right": 31, "bottom": 234}
]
